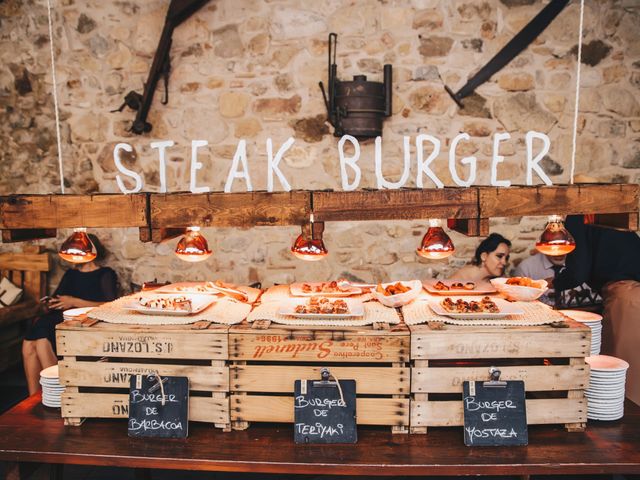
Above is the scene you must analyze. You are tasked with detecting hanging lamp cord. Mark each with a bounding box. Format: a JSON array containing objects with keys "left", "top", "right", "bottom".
[
  {"left": 46, "top": 0, "right": 65, "bottom": 194},
  {"left": 569, "top": 0, "right": 585, "bottom": 185}
]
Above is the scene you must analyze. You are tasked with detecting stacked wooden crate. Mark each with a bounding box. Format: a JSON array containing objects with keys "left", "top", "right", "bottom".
[
  {"left": 409, "top": 319, "right": 591, "bottom": 433},
  {"left": 229, "top": 320, "right": 410, "bottom": 433},
  {"left": 57, "top": 317, "right": 230, "bottom": 430}
]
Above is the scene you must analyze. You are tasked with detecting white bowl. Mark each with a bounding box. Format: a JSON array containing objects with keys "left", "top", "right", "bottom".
[
  {"left": 371, "top": 280, "right": 423, "bottom": 307},
  {"left": 490, "top": 277, "right": 548, "bottom": 302}
]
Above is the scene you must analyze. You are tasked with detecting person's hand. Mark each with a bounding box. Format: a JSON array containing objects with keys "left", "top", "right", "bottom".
[
  {"left": 48, "top": 295, "right": 77, "bottom": 310},
  {"left": 545, "top": 277, "right": 554, "bottom": 289}
]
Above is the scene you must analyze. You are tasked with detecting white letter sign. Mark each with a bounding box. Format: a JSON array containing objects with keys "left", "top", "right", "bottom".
[
  {"left": 114, "top": 143, "right": 142, "bottom": 194},
  {"left": 526, "top": 131, "right": 552, "bottom": 186},
  {"left": 224, "top": 139, "right": 253, "bottom": 193},
  {"left": 150, "top": 140, "right": 174, "bottom": 193},
  {"left": 491, "top": 133, "right": 511, "bottom": 187},
  {"left": 267, "top": 137, "right": 293, "bottom": 192},
  {"left": 338, "top": 135, "right": 361, "bottom": 191},
  {"left": 190, "top": 140, "right": 210, "bottom": 193},
  {"left": 449, "top": 133, "right": 477, "bottom": 187}
]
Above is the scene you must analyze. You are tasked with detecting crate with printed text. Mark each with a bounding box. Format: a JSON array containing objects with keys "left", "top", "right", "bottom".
[
  {"left": 409, "top": 319, "right": 591, "bottom": 434},
  {"left": 229, "top": 319, "right": 410, "bottom": 433},
  {"left": 56, "top": 317, "right": 230, "bottom": 430}
]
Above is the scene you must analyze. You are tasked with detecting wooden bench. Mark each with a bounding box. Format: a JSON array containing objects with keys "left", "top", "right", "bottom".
[{"left": 0, "top": 246, "right": 50, "bottom": 373}]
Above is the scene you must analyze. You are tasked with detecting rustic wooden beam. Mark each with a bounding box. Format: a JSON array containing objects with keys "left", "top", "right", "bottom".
[
  {"left": 1, "top": 229, "right": 57, "bottom": 243},
  {"left": 0, "top": 194, "right": 148, "bottom": 229},
  {"left": 312, "top": 189, "right": 478, "bottom": 222},
  {"left": 150, "top": 191, "right": 310, "bottom": 228},
  {"left": 447, "top": 218, "right": 489, "bottom": 237},
  {"left": 479, "top": 184, "right": 639, "bottom": 218}
]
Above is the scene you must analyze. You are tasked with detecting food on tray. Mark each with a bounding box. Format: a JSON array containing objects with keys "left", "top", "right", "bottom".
[
  {"left": 376, "top": 282, "right": 411, "bottom": 296},
  {"left": 434, "top": 281, "right": 450, "bottom": 291},
  {"left": 175, "top": 281, "right": 219, "bottom": 293},
  {"left": 138, "top": 295, "right": 193, "bottom": 312},
  {"left": 301, "top": 281, "right": 353, "bottom": 294},
  {"left": 440, "top": 296, "right": 500, "bottom": 314},
  {"left": 433, "top": 280, "right": 476, "bottom": 291},
  {"left": 294, "top": 297, "right": 350, "bottom": 315},
  {"left": 506, "top": 277, "right": 545, "bottom": 289}
]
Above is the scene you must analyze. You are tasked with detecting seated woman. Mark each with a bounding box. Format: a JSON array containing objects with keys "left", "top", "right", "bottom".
[
  {"left": 449, "top": 233, "right": 512, "bottom": 282},
  {"left": 22, "top": 234, "right": 118, "bottom": 395}
]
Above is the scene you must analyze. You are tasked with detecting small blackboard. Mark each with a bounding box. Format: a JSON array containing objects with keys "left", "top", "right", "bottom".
[
  {"left": 462, "top": 380, "right": 528, "bottom": 446},
  {"left": 128, "top": 374, "right": 189, "bottom": 439},
  {"left": 294, "top": 378, "right": 357, "bottom": 444}
]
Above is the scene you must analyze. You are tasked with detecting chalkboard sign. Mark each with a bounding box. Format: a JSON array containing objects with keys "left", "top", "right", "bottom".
[
  {"left": 294, "top": 378, "right": 357, "bottom": 444},
  {"left": 128, "top": 374, "right": 189, "bottom": 439},
  {"left": 462, "top": 380, "right": 528, "bottom": 446}
]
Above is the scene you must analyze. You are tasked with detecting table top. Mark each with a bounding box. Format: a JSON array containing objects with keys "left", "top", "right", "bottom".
[{"left": 1, "top": 394, "right": 639, "bottom": 476}]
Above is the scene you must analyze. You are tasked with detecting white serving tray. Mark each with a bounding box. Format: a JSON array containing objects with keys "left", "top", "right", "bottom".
[{"left": 428, "top": 296, "right": 524, "bottom": 319}]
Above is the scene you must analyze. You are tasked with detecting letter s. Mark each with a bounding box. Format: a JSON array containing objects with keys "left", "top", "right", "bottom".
[{"left": 114, "top": 143, "right": 142, "bottom": 193}]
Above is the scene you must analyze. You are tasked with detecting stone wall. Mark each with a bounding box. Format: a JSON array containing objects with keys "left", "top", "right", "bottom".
[{"left": 1, "top": 0, "right": 639, "bottom": 291}]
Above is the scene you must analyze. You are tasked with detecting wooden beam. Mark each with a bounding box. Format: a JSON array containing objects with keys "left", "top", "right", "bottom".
[
  {"left": 479, "top": 184, "right": 639, "bottom": 218},
  {"left": 447, "top": 218, "right": 489, "bottom": 237},
  {"left": 0, "top": 194, "right": 148, "bottom": 229},
  {"left": 1, "top": 229, "right": 57, "bottom": 243},
  {"left": 312, "top": 189, "right": 478, "bottom": 222},
  {"left": 139, "top": 227, "right": 186, "bottom": 243},
  {"left": 150, "top": 191, "right": 310, "bottom": 228}
]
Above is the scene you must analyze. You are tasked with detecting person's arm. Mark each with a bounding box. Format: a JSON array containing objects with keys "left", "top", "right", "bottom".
[
  {"left": 48, "top": 296, "right": 104, "bottom": 310},
  {"left": 552, "top": 215, "right": 592, "bottom": 290}
]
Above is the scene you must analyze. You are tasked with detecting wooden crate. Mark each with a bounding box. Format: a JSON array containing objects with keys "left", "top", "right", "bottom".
[
  {"left": 56, "top": 317, "right": 230, "bottom": 430},
  {"left": 229, "top": 320, "right": 410, "bottom": 433},
  {"left": 409, "top": 319, "right": 591, "bottom": 434}
]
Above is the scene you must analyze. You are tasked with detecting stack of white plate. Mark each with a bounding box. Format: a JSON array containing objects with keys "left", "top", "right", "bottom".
[
  {"left": 585, "top": 355, "right": 629, "bottom": 421},
  {"left": 40, "top": 364, "right": 64, "bottom": 408},
  {"left": 560, "top": 310, "right": 602, "bottom": 355}
]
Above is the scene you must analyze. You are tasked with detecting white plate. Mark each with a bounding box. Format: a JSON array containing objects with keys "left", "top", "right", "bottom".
[
  {"left": 289, "top": 282, "right": 362, "bottom": 297},
  {"left": 559, "top": 310, "right": 603, "bottom": 323},
  {"left": 586, "top": 355, "right": 630, "bottom": 372},
  {"left": 428, "top": 296, "right": 524, "bottom": 319},
  {"left": 63, "top": 307, "right": 94, "bottom": 319},
  {"left": 422, "top": 279, "right": 496, "bottom": 296},
  {"left": 40, "top": 365, "right": 59, "bottom": 379},
  {"left": 278, "top": 298, "right": 364, "bottom": 319},
  {"left": 372, "top": 280, "right": 423, "bottom": 307},
  {"left": 127, "top": 294, "right": 216, "bottom": 316}
]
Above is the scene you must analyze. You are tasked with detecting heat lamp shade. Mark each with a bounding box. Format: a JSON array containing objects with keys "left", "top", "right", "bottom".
[
  {"left": 291, "top": 234, "right": 328, "bottom": 261},
  {"left": 58, "top": 228, "right": 97, "bottom": 264},
  {"left": 175, "top": 227, "right": 212, "bottom": 262},
  {"left": 416, "top": 226, "right": 455, "bottom": 260},
  {"left": 535, "top": 215, "right": 576, "bottom": 255}
]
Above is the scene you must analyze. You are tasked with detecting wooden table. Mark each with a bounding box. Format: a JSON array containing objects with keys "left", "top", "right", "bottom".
[{"left": 1, "top": 394, "right": 639, "bottom": 478}]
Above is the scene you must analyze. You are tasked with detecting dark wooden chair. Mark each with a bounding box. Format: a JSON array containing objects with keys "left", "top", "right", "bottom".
[{"left": 0, "top": 246, "right": 50, "bottom": 373}]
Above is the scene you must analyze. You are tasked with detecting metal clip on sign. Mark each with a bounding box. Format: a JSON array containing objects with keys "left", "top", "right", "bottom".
[
  {"left": 483, "top": 367, "right": 508, "bottom": 388},
  {"left": 313, "top": 367, "right": 346, "bottom": 406}
]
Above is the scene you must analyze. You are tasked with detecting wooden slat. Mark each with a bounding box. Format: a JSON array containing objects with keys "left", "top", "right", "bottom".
[
  {"left": 56, "top": 329, "right": 228, "bottom": 360},
  {"left": 61, "top": 392, "right": 229, "bottom": 424},
  {"left": 150, "top": 191, "right": 310, "bottom": 228},
  {"left": 0, "top": 252, "right": 50, "bottom": 272},
  {"left": 313, "top": 189, "right": 478, "bottom": 222},
  {"left": 59, "top": 360, "right": 229, "bottom": 392},
  {"left": 231, "top": 365, "right": 408, "bottom": 395},
  {"left": 1, "top": 229, "right": 56, "bottom": 242},
  {"left": 412, "top": 364, "right": 589, "bottom": 393},
  {"left": 0, "top": 194, "right": 148, "bottom": 228},
  {"left": 411, "top": 329, "right": 590, "bottom": 359},
  {"left": 411, "top": 398, "right": 586, "bottom": 427},
  {"left": 231, "top": 395, "right": 409, "bottom": 426},
  {"left": 479, "top": 184, "right": 639, "bottom": 218}
]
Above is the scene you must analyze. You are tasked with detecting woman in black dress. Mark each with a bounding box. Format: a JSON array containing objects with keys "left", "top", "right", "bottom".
[{"left": 22, "top": 235, "right": 118, "bottom": 395}]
